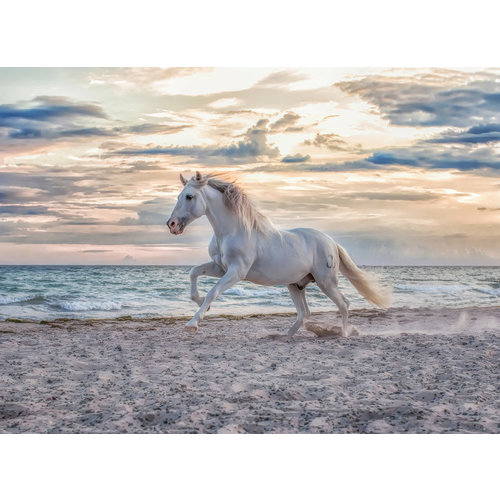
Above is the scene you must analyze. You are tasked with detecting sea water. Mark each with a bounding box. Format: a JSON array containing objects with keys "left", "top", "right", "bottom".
[{"left": 0, "top": 265, "right": 499, "bottom": 321}]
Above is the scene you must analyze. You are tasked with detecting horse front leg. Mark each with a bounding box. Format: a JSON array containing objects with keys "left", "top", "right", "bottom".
[
  {"left": 185, "top": 265, "right": 245, "bottom": 333},
  {"left": 189, "top": 261, "right": 225, "bottom": 307}
]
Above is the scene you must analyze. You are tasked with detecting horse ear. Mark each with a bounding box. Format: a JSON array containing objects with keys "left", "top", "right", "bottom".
[
  {"left": 180, "top": 173, "right": 187, "bottom": 186},
  {"left": 195, "top": 171, "right": 203, "bottom": 181}
]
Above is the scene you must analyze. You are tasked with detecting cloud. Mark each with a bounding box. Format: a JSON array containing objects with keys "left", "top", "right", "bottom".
[
  {"left": 0, "top": 171, "right": 100, "bottom": 204},
  {"left": 427, "top": 123, "right": 500, "bottom": 145},
  {"left": 364, "top": 146, "right": 500, "bottom": 171},
  {"left": 303, "top": 132, "right": 350, "bottom": 151},
  {"left": 343, "top": 191, "right": 440, "bottom": 201},
  {"left": 337, "top": 71, "right": 500, "bottom": 127},
  {"left": 0, "top": 186, "right": 42, "bottom": 203},
  {"left": 366, "top": 151, "right": 420, "bottom": 166},
  {"left": 106, "top": 118, "right": 280, "bottom": 162},
  {"left": 154, "top": 82, "right": 343, "bottom": 112},
  {"left": 119, "top": 198, "right": 170, "bottom": 226},
  {"left": 246, "top": 159, "right": 380, "bottom": 173},
  {"left": 88, "top": 67, "right": 212, "bottom": 90},
  {"left": 122, "top": 161, "right": 167, "bottom": 172},
  {"left": 0, "top": 95, "right": 190, "bottom": 157},
  {"left": 270, "top": 112, "right": 303, "bottom": 132},
  {"left": 0, "top": 96, "right": 108, "bottom": 125},
  {"left": 250, "top": 138, "right": 500, "bottom": 173},
  {"left": 255, "top": 70, "right": 308, "bottom": 88},
  {"left": 281, "top": 154, "right": 311, "bottom": 163},
  {"left": 0, "top": 227, "right": 173, "bottom": 245},
  {"left": 2, "top": 109, "right": 189, "bottom": 144},
  {"left": 0, "top": 205, "right": 51, "bottom": 215},
  {"left": 0, "top": 96, "right": 111, "bottom": 151}
]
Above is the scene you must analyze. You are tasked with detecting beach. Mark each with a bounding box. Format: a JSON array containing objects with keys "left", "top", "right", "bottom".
[{"left": 1, "top": 306, "right": 498, "bottom": 433}]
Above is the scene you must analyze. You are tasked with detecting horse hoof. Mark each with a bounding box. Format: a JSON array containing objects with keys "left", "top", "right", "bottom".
[{"left": 185, "top": 324, "right": 198, "bottom": 333}]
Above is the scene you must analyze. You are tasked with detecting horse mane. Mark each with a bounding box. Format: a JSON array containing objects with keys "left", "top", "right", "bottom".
[{"left": 192, "top": 174, "right": 276, "bottom": 236}]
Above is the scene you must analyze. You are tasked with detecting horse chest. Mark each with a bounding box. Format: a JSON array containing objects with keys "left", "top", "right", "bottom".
[{"left": 208, "top": 239, "right": 227, "bottom": 271}]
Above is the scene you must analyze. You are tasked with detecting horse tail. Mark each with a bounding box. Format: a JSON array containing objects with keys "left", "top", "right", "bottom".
[{"left": 337, "top": 244, "right": 392, "bottom": 309}]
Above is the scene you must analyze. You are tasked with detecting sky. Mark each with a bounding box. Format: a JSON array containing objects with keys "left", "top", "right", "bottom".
[{"left": 0, "top": 67, "right": 499, "bottom": 265}]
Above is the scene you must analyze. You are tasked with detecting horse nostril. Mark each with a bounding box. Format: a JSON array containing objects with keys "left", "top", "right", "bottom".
[{"left": 169, "top": 220, "right": 176, "bottom": 228}]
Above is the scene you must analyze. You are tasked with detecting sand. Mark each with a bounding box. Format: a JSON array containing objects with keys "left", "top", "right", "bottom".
[{"left": 0, "top": 306, "right": 498, "bottom": 433}]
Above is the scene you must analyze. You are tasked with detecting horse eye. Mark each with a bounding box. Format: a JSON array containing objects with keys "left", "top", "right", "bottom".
[{"left": 186, "top": 194, "right": 194, "bottom": 200}]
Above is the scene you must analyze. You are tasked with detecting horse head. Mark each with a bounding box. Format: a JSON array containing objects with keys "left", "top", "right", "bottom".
[{"left": 166, "top": 171, "right": 208, "bottom": 235}]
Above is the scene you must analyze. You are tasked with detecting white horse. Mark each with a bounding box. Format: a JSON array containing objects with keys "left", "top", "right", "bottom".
[{"left": 167, "top": 171, "right": 392, "bottom": 337}]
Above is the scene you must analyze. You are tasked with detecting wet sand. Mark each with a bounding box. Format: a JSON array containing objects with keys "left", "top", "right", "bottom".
[{"left": 0, "top": 306, "right": 498, "bottom": 433}]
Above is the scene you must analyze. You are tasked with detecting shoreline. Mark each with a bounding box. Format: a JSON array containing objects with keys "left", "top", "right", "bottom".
[
  {"left": 1, "top": 305, "right": 498, "bottom": 433},
  {"left": 3, "top": 304, "right": 500, "bottom": 326}
]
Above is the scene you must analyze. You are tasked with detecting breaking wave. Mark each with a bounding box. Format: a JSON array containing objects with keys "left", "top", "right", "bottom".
[
  {"left": 223, "top": 287, "right": 283, "bottom": 297},
  {"left": 0, "top": 294, "right": 44, "bottom": 305},
  {"left": 474, "top": 287, "right": 500, "bottom": 297},
  {"left": 54, "top": 300, "right": 123, "bottom": 312},
  {"left": 394, "top": 284, "right": 473, "bottom": 294}
]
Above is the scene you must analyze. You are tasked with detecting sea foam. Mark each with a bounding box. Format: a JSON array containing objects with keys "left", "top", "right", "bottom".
[
  {"left": 0, "top": 294, "right": 44, "bottom": 305},
  {"left": 223, "top": 287, "right": 282, "bottom": 297},
  {"left": 55, "top": 300, "right": 123, "bottom": 312}
]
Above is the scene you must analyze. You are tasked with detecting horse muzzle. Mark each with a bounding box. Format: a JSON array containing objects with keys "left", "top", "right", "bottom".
[{"left": 166, "top": 217, "right": 185, "bottom": 235}]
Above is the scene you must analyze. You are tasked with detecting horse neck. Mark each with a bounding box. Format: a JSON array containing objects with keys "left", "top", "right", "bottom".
[{"left": 202, "top": 186, "right": 243, "bottom": 238}]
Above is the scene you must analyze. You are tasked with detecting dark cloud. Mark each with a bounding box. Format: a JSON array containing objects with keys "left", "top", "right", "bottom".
[
  {"left": 366, "top": 152, "right": 420, "bottom": 166},
  {"left": 469, "top": 124, "right": 500, "bottom": 134},
  {"left": 106, "top": 119, "right": 280, "bottom": 162},
  {"left": 250, "top": 139, "right": 500, "bottom": 173},
  {"left": 281, "top": 154, "right": 311, "bottom": 163},
  {"left": 337, "top": 72, "right": 500, "bottom": 127},
  {"left": 8, "top": 128, "right": 43, "bottom": 139},
  {"left": 246, "top": 159, "right": 383, "bottom": 173},
  {"left": 0, "top": 95, "right": 190, "bottom": 151},
  {"left": 364, "top": 146, "right": 500, "bottom": 171},
  {"left": 0, "top": 95, "right": 107, "bottom": 125},
  {"left": 0, "top": 205, "right": 51, "bottom": 215},
  {"left": 427, "top": 123, "right": 500, "bottom": 145},
  {"left": 0, "top": 186, "right": 40, "bottom": 203},
  {"left": 0, "top": 95, "right": 108, "bottom": 149},
  {"left": 5, "top": 122, "right": 189, "bottom": 142},
  {"left": 0, "top": 172, "right": 97, "bottom": 203}
]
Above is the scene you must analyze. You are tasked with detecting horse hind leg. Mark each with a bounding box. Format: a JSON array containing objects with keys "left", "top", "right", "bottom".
[
  {"left": 314, "top": 273, "right": 350, "bottom": 337},
  {"left": 301, "top": 289, "right": 311, "bottom": 319},
  {"left": 286, "top": 284, "right": 308, "bottom": 338}
]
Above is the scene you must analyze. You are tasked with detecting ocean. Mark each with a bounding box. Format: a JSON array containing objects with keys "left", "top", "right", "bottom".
[{"left": 0, "top": 265, "right": 499, "bottom": 321}]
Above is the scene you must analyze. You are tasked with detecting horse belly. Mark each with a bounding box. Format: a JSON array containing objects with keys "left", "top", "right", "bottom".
[
  {"left": 245, "top": 245, "right": 313, "bottom": 286},
  {"left": 245, "top": 268, "right": 309, "bottom": 286}
]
